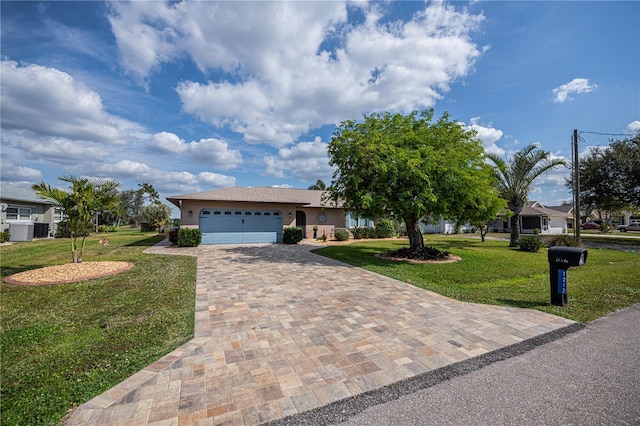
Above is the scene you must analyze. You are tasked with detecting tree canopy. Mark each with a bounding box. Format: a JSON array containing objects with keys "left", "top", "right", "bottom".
[
  {"left": 327, "top": 109, "right": 501, "bottom": 250},
  {"left": 566, "top": 134, "right": 640, "bottom": 214},
  {"left": 308, "top": 179, "right": 327, "bottom": 190},
  {"left": 487, "top": 144, "right": 566, "bottom": 246}
]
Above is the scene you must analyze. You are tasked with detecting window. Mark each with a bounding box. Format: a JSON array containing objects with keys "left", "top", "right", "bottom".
[
  {"left": 54, "top": 208, "right": 63, "bottom": 222},
  {"left": 224, "top": 211, "right": 232, "bottom": 215},
  {"left": 6, "top": 207, "right": 31, "bottom": 221},
  {"left": 264, "top": 212, "right": 271, "bottom": 216},
  {"left": 213, "top": 211, "right": 221, "bottom": 215},
  {"left": 202, "top": 210, "right": 211, "bottom": 215},
  {"left": 274, "top": 212, "right": 280, "bottom": 216},
  {"left": 254, "top": 212, "right": 261, "bottom": 216},
  {"left": 235, "top": 211, "right": 242, "bottom": 215},
  {"left": 245, "top": 212, "right": 252, "bottom": 215}
]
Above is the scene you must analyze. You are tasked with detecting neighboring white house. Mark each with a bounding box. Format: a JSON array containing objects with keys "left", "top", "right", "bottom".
[
  {"left": 489, "top": 201, "right": 570, "bottom": 235},
  {"left": 0, "top": 181, "right": 60, "bottom": 240},
  {"left": 420, "top": 218, "right": 474, "bottom": 234}
]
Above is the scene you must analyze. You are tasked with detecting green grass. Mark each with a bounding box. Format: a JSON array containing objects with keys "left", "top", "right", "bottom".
[
  {"left": 1, "top": 229, "right": 196, "bottom": 426},
  {"left": 312, "top": 235, "right": 640, "bottom": 323}
]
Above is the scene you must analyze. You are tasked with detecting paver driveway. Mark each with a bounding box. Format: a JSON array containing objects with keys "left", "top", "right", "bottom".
[{"left": 66, "top": 243, "right": 576, "bottom": 425}]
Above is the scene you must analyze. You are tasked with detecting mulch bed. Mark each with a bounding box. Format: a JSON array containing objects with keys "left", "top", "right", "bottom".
[
  {"left": 375, "top": 246, "right": 461, "bottom": 264},
  {"left": 3, "top": 261, "right": 134, "bottom": 286}
]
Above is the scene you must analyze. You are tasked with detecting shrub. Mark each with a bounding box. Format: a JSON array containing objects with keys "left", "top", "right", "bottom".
[
  {"left": 283, "top": 227, "right": 304, "bottom": 244},
  {"left": 351, "top": 226, "right": 366, "bottom": 239},
  {"left": 107, "top": 225, "right": 119, "bottom": 232},
  {"left": 98, "top": 225, "right": 108, "bottom": 233},
  {"left": 517, "top": 236, "right": 543, "bottom": 252},
  {"left": 374, "top": 219, "right": 396, "bottom": 238},
  {"left": 0, "top": 230, "right": 10, "bottom": 243},
  {"left": 177, "top": 228, "right": 202, "bottom": 247},
  {"left": 334, "top": 229, "right": 350, "bottom": 241},
  {"left": 169, "top": 227, "right": 180, "bottom": 245}
]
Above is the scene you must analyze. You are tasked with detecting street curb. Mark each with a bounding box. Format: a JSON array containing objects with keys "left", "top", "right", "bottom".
[{"left": 266, "top": 322, "right": 585, "bottom": 425}]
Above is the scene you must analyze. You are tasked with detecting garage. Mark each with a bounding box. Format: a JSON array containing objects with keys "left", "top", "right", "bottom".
[{"left": 199, "top": 209, "right": 283, "bottom": 244}]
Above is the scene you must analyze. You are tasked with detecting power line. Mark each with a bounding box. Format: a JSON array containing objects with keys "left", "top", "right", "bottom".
[{"left": 578, "top": 130, "right": 636, "bottom": 137}]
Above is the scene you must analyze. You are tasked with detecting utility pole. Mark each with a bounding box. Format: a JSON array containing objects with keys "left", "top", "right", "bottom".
[{"left": 573, "top": 129, "right": 581, "bottom": 245}]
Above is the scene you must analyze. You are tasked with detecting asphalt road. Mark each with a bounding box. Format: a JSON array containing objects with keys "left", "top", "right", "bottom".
[
  {"left": 340, "top": 304, "right": 640, "bottom": 426},
  {"left": 271, "top": 304, "right": 640, "bottom": 425}
]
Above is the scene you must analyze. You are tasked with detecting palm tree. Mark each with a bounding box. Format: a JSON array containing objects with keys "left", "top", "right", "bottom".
[
  {"left": 33, "top": 175, "right": 120, "bottom": 263},
  {"left": 308, "top": 179, "right": 327, "bottom": 190},
  {"left": 487, "top": 145, "right": 567, "bottom": 247}
]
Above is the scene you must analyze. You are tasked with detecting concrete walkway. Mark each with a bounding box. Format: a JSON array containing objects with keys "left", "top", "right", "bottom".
[{"left": 66, "top": 243, "right": 577, "bottom": 425}]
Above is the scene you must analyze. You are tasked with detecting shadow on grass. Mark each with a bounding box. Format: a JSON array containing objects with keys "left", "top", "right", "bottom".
[
  {"left": 495, "top": 299, "right": 549, "bottom": 309},
  {"left": 125, "top": 235, "right": 165, "bottom": 247}
]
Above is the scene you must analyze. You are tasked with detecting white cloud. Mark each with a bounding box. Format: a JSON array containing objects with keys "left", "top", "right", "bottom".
[
  {"left": 0, "top": 161, "right": 42, "bottom": 182},
  {"left": 150, "top": 132, "right": 187, "bottom": 154},
  {"left": 627, "top": 120, "right": 640, "bottom": 133},
  {"left": 264, "top": 137, "right": 332, "bottom": 180},
  {"left": 186, "top": 138, "right": 243, "bottom": 170},
  {"left": 466, "top": 117, "right": 505, "bottom": 156},
  {"left": 109, "top": 2, "right": 484, "bottom": 146},
  {"left": 0, "top": 60, "right": 141, "bottom": 145},
  {"left": 552, "top": 78, "right": 597, "bottom": 103},
  {"left": 149, "top": 132, "right": 243, "bottom": 170},
  {"left": 91, "top": 160, "right": 236, "bottom": 194}
]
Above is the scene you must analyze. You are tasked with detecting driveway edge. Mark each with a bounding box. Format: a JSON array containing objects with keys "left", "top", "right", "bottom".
[{"left": 267, "top": 322, "right": 585, "bottom": 425}]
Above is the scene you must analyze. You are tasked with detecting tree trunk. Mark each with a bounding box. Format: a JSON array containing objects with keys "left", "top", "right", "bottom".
[
  {"left": 405, "top": 216, "right": 424, "bottom": 250},
  {"left": 509, "top": 214, "right": 520, "bottom": 247},
  {"left": 480, "top": 224, "right": 487, "bottom": 243}
]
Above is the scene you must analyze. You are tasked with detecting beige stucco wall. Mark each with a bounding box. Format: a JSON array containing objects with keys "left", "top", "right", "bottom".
[{"left": 176, "top": 201, "right": 346, "bottom": 237}]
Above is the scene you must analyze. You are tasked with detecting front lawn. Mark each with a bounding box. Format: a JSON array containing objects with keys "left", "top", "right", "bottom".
[
  {"left": 312, "top": 236, "right": 640, "bottom": 323},
  {"left": 0, "top": 229, "right": 197, "bottom": 426}
]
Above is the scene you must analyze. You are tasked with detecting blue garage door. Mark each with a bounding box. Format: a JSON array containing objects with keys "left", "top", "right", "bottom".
[{"left": 199, "top": 209, "right": 283, "bottom": 244}]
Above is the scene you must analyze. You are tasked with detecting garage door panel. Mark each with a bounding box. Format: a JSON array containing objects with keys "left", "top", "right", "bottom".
[{"left": 199, "top": 210, "right": 282, "bottom": 244}]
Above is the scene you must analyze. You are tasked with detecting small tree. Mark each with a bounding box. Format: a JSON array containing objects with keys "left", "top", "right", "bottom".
[
  {"left": 328, "top": 109, "right": 500, "bottom": 252},
  {"left": 487, "top": 145, "right": 566, "bottom": 247},
  {"left": 33, "top": 175, "right": 120, "bottom": 263},
  {"left": 308, "top": 179, "right": 327, "bottom": 190},
  {"left": 140, "top": 204, "right": 172, "bottom": 232}
]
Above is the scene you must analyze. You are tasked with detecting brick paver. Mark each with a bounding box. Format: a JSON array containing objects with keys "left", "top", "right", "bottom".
[{"left": 66, "top": 243, "right": 575, "bottom": 425}]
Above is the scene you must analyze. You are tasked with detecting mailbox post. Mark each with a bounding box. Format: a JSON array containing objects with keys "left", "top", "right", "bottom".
[{"left": 548, "top": 246, "right": 588, "bottom": 306}]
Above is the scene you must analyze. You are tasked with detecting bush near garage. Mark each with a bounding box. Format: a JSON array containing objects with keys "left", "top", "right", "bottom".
[
  {"left": 374, "top": 219, "right": 396, "bottom": 238},
  {"left": 334, "top": 229, "right": 350, "bottom": 241},
  {"left": 177, "top": 228, "right": 202, "bottom": 247},
  {"left": 283, "top": 227, "right": 304, "bottom": 244},
  {"left": 517, "top": 236, "right": 543, "bottom": 252}
]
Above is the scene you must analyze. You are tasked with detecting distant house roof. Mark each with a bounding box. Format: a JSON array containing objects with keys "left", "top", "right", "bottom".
[
  {"left": 0, "top": 181, "right": 51, "bottom": 204},
  {"left": 547, "top": 204, "right": 574, "bottom": 214},
  {"left": 167, "top": 187, "right": 342, "bottom": 209},
  {"left": 522, "top": 201, "right": 570, "bottom": 217}
]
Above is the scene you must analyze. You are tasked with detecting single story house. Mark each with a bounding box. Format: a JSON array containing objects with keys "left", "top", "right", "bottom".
[
  {"left": 167, "top": 186, "right": 350, "bottom": 244},
  {"left": 0, "top": 181, "right": 60, "bottom": 240},
  {"left": 489, "top": 201, "right": 570, "bottom": 235},
  {"left": 546, "top": 204, "right": 575, "bottom": 229}
]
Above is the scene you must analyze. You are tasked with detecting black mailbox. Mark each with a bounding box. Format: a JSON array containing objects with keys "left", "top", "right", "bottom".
[{"left": 548, "top": 246, "right": 588, "bottom": 306}]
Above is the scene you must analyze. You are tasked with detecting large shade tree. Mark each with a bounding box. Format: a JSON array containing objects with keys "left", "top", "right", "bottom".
[
  {"left": 566, "top": 134, "right": 640, "bottom": 215},
  {"left": 33, "top": 175, "right": 120, "bottom": 263},
  {"left": 327, "top": 109, "right": 501, "bottom": 251},
  {"left": 487, "top": 145, "right": 566, "bottom": 247}
]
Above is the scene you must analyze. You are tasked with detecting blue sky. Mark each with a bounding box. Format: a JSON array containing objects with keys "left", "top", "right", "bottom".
[{"left": 2, "top": 1, "right": 638, "bottom": 212}]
